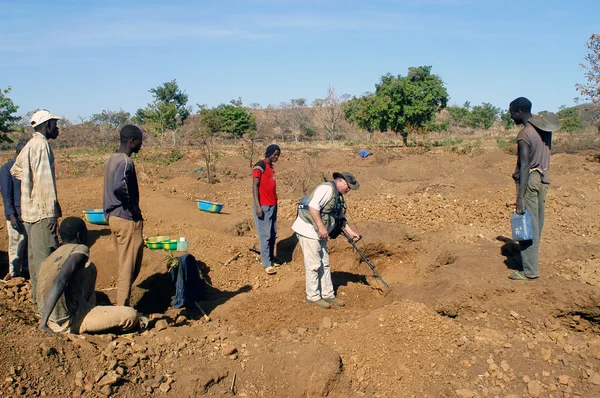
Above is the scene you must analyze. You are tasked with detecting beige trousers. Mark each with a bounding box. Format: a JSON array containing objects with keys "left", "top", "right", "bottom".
[
  {"left": 48, "top": 263, "right": 139, "bottom": 334},
  {"left": 108, "top": 216, "right": 144, "bottom": 306},
  {"left": 297, "top": 234, "right": 335, "bottom": 301}
]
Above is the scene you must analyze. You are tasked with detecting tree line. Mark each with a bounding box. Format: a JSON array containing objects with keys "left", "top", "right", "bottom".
[{"left": 1, "top": 33, "right": 600, "bottom": 146}]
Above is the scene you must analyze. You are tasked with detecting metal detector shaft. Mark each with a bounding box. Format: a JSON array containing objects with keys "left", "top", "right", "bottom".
[{"left": 342, "top": 230, "right": 389, "bottom": 289}]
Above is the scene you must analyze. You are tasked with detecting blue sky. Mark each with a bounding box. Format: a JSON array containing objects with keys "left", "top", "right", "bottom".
[{"left": 1, "top": 0, "right": 599, "bottom": 121}]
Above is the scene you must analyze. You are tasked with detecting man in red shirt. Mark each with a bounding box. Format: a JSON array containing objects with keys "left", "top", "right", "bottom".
[{"left": 252, "top": 144, "right": 281, "bottom": 275}]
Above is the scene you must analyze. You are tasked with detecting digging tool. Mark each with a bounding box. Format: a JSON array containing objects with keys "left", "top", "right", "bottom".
[
  {"left": 194, "top": 301, "right": 211, "bottom": 321},
  {"left": 341, "top": 230, "right": 389, "bottom": 290}
]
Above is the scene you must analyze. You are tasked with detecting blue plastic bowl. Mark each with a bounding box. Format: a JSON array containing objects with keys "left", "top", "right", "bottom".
[
  {"left": 197, "top": 200, "right": 224, "bottom": 213},
  {"left": 83, "top": 209, "right": 108, "bottom": 225}
]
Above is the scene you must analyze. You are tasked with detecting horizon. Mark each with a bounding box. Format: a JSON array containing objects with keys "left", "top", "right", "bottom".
[{"left": 2, "top": 0, "right": 599, "bottom": 122}]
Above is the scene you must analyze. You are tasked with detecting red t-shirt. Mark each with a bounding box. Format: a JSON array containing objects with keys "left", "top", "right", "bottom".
[{"left": 252, "top": 159, "right": 277, "bottom": 206}]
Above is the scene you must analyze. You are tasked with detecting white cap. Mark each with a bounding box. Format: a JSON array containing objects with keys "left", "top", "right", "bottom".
[{"left": 30, "top": 109, "right": 62, "bottom": 128}]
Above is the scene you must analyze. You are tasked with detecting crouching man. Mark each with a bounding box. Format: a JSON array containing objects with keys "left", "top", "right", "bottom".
[
  {"left": 292, "top": 172, "right": 361, "bottom": 309},
  {"left": 38, "top": 217, "right": 141, "bottom": 335}
]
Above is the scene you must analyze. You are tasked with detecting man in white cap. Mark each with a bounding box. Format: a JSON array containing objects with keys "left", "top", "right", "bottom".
[
  {"left": 292, "top": 171, "right": 361, "bottom": 309},
  {"left": 11, "top": 109, "right": 62, "bottom": 308}
]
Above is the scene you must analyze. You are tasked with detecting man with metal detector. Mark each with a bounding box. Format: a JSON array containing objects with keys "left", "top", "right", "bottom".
[{"left": 292, "top": 172, "right": 361, "bottom": 309}]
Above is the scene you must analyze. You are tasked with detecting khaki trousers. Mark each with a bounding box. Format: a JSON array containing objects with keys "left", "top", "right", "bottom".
[
  {"left": 47, "top": 263, "right": 139, "bottom": 334},
  {"left": 297, "top": 234, "right": 335, "bottom": 301},
  {"left": 108, "top": 216, "right": 144, "bottom": 306}
]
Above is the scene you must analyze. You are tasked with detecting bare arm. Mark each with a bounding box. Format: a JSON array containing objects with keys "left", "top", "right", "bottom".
[
  {"left": 516, "top": 140, "right": 530, "bottom": 215},
  {"left": 342, "top": 221, "right": 361, "bottom": 241},
  {"left": 308, "top": 206, "right": 328, "bottom": 239},
  {"left": 252, "top": 177, "right": 263, "bottom": 217},
  {"left": 39, "top": 253, "right": 87, "bottom": 335}
]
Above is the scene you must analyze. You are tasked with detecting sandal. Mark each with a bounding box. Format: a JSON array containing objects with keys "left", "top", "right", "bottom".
[{"left": 264, "top": 266, "right": 276, "bottom": 275}]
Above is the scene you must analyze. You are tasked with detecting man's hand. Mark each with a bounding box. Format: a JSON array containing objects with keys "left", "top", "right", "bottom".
[
  {"left": 516, "top": 196, "right": 525, "bottom": 215},
  {"left": 318, "top": 226, "right": 329, "bottom": 240},
  {"left": 9, "top": 214, "right": 22, "bottom": 232},
  {"left": 349, "top": 232, "right": 361, "bottom": 241},
  {"left": 47, "top": 217, "right": 58, "bottom": 233},
  {"left": 255, "top": 205, "right": 264, "bottom": 218},
  {"left": 39, "top": 323, "right": 59, "bottom": 336}
]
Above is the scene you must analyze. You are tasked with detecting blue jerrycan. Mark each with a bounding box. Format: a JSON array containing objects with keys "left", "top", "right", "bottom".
[{"left": 511, "top": 210, "right": 533, "bottom": 241}]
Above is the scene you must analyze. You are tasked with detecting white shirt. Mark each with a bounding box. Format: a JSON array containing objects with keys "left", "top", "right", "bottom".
[{"left": 292, "top": 183, "right": 337, "bottom": 240}]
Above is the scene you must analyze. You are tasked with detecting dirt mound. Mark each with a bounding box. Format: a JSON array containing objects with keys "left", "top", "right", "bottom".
[{"left": 1, "top": 145, "right": 600, "bottom": 396}]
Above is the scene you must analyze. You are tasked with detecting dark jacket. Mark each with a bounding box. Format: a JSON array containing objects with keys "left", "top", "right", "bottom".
[{"left": 0, "top": 159, "right": 21, "bottom": 220}]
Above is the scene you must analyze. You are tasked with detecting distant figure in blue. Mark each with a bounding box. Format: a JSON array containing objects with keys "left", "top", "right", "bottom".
[
  {"left": 1, "top": 141, "right": 28, "bottom": 278},
  {"left": 358, "top": 149, "right": 371, "bottom": 159}
]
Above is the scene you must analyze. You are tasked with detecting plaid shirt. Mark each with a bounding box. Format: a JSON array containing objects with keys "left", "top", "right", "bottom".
[{"left": 10, "top": 132, "right": 61, "bottom": 223}]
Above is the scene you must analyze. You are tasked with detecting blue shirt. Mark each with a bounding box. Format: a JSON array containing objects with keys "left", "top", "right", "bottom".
[{"left": 0, "top": 158, "right": 21, "bottom": 220}]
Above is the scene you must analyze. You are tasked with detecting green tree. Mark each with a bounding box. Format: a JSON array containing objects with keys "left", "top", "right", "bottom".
[
  {"left": 447, "top": 102, "right": 470, "bottom": 127},
  {"left": 216, "top": 103, "right": 256, "bottom": 138},
  {"left": 500, "top": 110, "right": 515, "bottom": 130},
  {"left": 89, "top": 108, "right": 131, "bottom": 129},
  {"left": 557, "top": 105, "right": 583, "bottom": 132},
  {"left": 135, "top": 80, "right": 191, "bottom": 143},
  {"left": 0, "top": 86, "right": 20, "bottom": 141},
  {"left": 576, "top": 33, "right": 600, "bottom": 133},
  {"left": 344, "top": 93, "right": 382, "bottom": 141},
  {"left": 466, "top": 102, "right": 500, "bottom": 130},
  {"left": 375, "top": 66, "right": 448, "bottom": 145}
]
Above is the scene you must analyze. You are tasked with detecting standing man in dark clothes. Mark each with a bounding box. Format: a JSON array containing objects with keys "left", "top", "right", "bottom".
[
  {"left": 11, "top": 110, "right": 62, "bottom": 308},
  {"left": 252, "top": 144, "right": 281, "bottom": 275},
  {"left": 508, "top": 97, "right": 560, "bottom": 281},
  {"left": 1, "top": 141, "right": 28, "bottom": 278},
  {"left": 103, "top": 125, "right": 144, "bottom": 306}
]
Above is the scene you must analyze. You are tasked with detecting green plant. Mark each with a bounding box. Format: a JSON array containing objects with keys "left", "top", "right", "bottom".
[
  {"left": 375, "top": 66, "right": 449, "bottom": 146},
  {"left": 500, "top": 110, "right": 515, "bottom": 130},
  {"left": 0, "top": 86, "right": 19, "bottom": 142},
  {"left": 135, "top": 80, "right": 191, "bottom": 144},
  {"left": 467, "top": 103, "right": 500, "bottom": 130},
  {"left": 557, "top": 105, "right": 583, "bottom": 132},
  {"left": 137, "top": 148, "right": 184, "bottom": 166}
]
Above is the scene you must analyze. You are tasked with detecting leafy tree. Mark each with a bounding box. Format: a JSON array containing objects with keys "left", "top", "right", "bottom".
[
  {"left": 89, "top": 109, "right": 131, "bottom": 129},
  {"left": 344, "top": 93, "right": 382, "bottom": 141},
  {"left": 135, "top": 80, "right": 191, "bottom": 143},
  {"left": 467, "top": 102, "right": 500, "bottom": 130},
  {"left": 557, "top": 105, "right": 583, "bottom": 132},
  {"left": 312, "top": 85, "right": 351, "bottom": 142},
  {"left": 500, "top": 110, "right": 515, "bottom": 130},
  {"left": 216, "top": 103, "right": 256, "bottom": 138},
  {"left": 447, "top": 102, "right": 470, "bottom": 127},
  {"left": 576, "top": 33, "right": 600, "bottom": 133},
  {"left": 375, "top": 66, "right": 448, "bottom": 145},
  {"left": 0, "top": 86, "right": 20, "bottom": 141}
]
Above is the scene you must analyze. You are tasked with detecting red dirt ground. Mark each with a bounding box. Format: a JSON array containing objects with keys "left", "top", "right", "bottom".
[{"left": 1, "top": 143, "right": 600, "bottom": 397}]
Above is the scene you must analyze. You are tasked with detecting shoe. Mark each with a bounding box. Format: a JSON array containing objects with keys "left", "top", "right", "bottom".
[
  {"left": 323, "top": 297, "right": 345, "bottom": 307},
  {"left": 509, "top": 271, "right": 538, "bottom": 280},
  {"left": 272, "top": 257, "right": 285, "bottom": 267},
  {"left": 264, "top": 266, "right": 276, "bottom": 275},
  {"left": 305, "top": 299, "right": 331, "bottom": 309}
]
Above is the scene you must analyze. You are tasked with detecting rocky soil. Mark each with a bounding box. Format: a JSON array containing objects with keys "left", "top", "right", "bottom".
[{"left": 1, "top": 142, "right": 600, "bottom": 397}]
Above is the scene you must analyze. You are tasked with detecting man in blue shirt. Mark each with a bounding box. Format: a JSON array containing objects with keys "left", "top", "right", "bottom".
[{"left": 1, "top": 141, "right": 28, "bottom": 278}]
